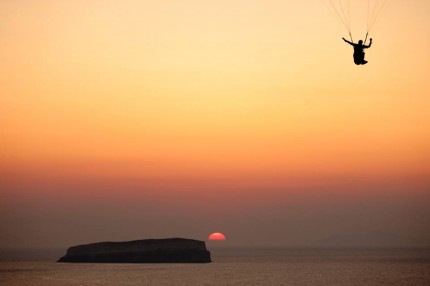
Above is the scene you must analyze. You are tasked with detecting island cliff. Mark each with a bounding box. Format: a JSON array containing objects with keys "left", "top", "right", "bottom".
[{"left": 58, "top": 238, "right": 211, "bottom": 263}]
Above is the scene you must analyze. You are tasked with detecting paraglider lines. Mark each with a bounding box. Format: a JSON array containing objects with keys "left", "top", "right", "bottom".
[
  {"left": 367, "top": 0, "right": 390, "bottom": 33},
  {"left": 338, "top": 0, "right": 351, "bottom": 33},
  {"left": 328, "top": 0, "right": 390, "bottom": 45},
  {"left": 328, "top": 0, "right": 353, "bottom": 41}
]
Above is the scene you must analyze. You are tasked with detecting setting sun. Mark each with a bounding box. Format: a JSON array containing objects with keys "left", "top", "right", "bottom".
[{"left": 208, "top": 233, "right": 226, "bottom": 241}]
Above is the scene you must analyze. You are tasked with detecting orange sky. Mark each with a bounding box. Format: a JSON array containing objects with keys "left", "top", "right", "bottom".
[{"left": 1, "top": 0, "right": 429, "bottom": 247}]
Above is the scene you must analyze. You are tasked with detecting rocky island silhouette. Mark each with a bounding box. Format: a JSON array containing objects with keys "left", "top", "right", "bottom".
[{"left": 58, "top": 238, "right": 211, "bottom": 263}]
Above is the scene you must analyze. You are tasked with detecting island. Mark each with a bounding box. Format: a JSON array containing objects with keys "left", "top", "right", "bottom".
[{"left": 58, "top": 238, "right": 211, "bottom": 263}]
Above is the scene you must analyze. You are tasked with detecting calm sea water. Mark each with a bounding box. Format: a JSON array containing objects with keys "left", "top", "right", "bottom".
[{"left": 1, "top": 248, "right": 429, "bottom": 285}]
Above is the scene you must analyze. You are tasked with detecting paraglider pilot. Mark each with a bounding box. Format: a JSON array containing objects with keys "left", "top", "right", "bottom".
[{"left": 342, "top": 37, "right": 373, "bottom": 65}]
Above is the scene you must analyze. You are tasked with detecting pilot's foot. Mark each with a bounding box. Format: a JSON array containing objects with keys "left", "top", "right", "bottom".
[{"left": 362, "top": 60, "right": 368, "bottom": 65}]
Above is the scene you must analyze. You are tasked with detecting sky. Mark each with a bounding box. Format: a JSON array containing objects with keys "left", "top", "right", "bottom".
[{"left": 1, "top": 0, "right": 429, "bottom": 248}]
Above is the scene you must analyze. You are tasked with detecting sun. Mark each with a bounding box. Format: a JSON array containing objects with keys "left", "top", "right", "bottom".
[{"left": 208, "top": 232, "right": 226, "bottom": 241}]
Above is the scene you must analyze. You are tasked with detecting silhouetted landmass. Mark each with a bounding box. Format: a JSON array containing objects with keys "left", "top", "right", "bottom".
[
  {"left": 58, "top": 238, "right": 211, "bottom": 263},
  {"left": 315, "top": 232, "right": 430, "bottom": 248}
]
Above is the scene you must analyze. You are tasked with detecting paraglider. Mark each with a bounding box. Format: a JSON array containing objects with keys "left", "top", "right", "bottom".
[
  {"left": 327, "top": 0, "right": 390, "bottom": 65},
  {"left": 342, "top": 37, "right": 372, "bottom": 65}
]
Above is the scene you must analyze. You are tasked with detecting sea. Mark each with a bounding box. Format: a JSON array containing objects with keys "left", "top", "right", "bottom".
[{"left": 1, "top": 248, "right": 429, "bottom": 285}]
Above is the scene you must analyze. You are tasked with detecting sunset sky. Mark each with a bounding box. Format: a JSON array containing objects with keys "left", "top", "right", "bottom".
[{"left": 1, "top": 0, "right": 429, "bottom": 248}]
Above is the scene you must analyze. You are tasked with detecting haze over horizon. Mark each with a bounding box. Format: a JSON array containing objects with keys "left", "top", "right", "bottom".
[{"left": 1, "top": 0, "right": 429, "bottom": 249}]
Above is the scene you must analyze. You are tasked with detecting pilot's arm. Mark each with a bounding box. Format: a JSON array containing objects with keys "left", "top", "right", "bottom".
[
  {"left": 365, "top": 38, "right": 373, "bottom": 49},
  {"left": 342, "top": 37, "right": 353, "bottom": 45}
]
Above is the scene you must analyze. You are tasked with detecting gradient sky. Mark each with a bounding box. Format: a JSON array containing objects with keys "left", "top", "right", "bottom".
[{"left": 1, "top": 0, "right": 429, "bottom": 248}]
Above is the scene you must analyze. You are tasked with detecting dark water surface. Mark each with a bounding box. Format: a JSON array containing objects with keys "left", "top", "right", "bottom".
[{"left": 1, "top": 248, "right": 429, "bottom": 285}]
